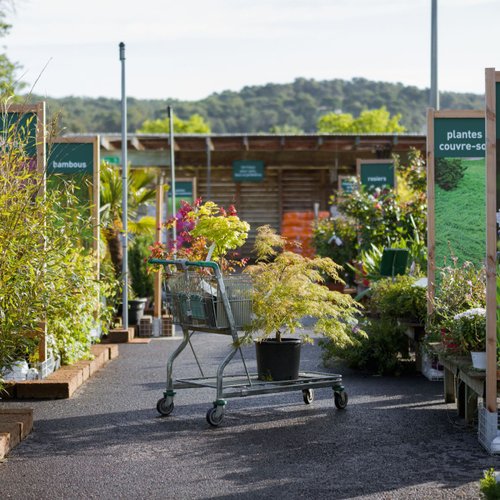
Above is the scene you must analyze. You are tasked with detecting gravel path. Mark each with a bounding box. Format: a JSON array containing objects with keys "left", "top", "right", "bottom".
[{"left": 1, "top": 333, "right": 499, "bottom": 499}]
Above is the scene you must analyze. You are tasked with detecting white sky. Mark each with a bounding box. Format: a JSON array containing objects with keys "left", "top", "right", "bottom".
[{"left": 4, "top": 0, "right": 500, "bottom": 101}]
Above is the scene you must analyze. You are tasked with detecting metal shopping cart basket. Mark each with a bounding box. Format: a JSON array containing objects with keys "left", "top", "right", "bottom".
[{"left": 150, "top": 258, "right": 348, "bottom": 427}]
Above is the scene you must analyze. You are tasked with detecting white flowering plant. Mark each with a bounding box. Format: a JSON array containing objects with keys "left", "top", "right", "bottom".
[{"left": 449, "top": 307, "right": 486, "bottom": 353}]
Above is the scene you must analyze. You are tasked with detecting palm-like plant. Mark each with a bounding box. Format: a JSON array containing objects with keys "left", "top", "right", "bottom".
[{"left": 100, "top": 162, "right": 157, "bottom": 278}]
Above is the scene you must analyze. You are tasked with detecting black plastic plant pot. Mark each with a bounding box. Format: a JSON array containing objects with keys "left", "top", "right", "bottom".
[
  {"left": 255, "top": 338, "right": 302, "bottom": 381},
  {"left": 128, "top": 298, "right": 148, "bottom": 325}
]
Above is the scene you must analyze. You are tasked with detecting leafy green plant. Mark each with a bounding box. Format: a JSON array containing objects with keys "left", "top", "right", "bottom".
[
  {"left": 312, "top": 217, "right": 357, "bottom": 284},
  {"left": 100, "top": 161, "right": 157, "bottom": 278},
  {"left": 480, "top": 468, "right": 500, "bottom": 499},
  {"left": 321, "top": 317, "right": 411, "bottom": 375},
  {"left": 151, "top": 199, "right": 250, "bottom": 272},
  {"left": 129, "top": 235, "right": 154, "bottom": 299},
  {"left": 435, "top": 157, "right": 467, "bottom": 191},
  {"left": 448, "top": 308, "right": 486, "bottom": 353},
  {"left": 244, "top": 225, "right": 363, "bottom": 345},
  {"left": 370, "top": 276, "right": 427, "bottom": 324},
  {"left": 0, "top": 116, "right": 116, "bottom": 391}
]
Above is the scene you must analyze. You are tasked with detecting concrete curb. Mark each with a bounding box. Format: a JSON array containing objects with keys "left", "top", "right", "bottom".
[
  {"left": 0, "top": 408, "right": 33, "bottom": 460},
  {"left": 5, "top": 344, "right": 119, "bottom": 400}
]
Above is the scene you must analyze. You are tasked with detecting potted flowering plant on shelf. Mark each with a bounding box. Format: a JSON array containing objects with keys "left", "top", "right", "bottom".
[
  {"left": 243, "top": 225, "right": 364, "bottom": 381},
  {"left": 448, "top": 308, "right": 486, "bottom": 369}
]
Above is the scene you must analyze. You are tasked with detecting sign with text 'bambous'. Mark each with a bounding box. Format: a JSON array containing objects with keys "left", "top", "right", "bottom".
[{"left": 427, "top": 110, "right": 485, "bottom": 294}]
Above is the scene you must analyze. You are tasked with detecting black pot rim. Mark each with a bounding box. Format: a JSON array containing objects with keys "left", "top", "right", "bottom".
[{"left": 254, "top": 338, "right": 301, "bottom": 345}]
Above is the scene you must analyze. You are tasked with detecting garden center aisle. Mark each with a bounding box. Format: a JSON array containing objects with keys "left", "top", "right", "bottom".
[{"left": 1, "top": 334, "right": 499, "bottom": 499}]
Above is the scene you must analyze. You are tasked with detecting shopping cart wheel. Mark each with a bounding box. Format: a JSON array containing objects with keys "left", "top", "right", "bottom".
[
  {"left": 157, "top": 397, "right": 174, "bottom": 416},
  {"left": 334, "top": 390, "right": 348, "bottom": 409},
  {"left": 206, "top": 406, "right": 224, "bottom": 427},
  {"left": 302, "top": 389, "right": 314, "bottom": 404}
]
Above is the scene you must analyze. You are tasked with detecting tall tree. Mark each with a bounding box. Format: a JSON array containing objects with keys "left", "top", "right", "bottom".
[
  {"left": 137, "top": 113, "right": 211, "bottom": 133},
  {"left": 0, "top": 2, "right": 23, "bottom": 96},
  {"left": 317, "top": 107, "right": 405, "bottom": 134}
]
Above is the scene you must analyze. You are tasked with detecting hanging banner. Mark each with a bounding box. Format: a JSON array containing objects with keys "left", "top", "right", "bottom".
[
  {"left": 357, "top": 159, "right": 396, "bottom": 189},
  {"left": 427, "top": 111, "right": 486, "bottom": 294}
]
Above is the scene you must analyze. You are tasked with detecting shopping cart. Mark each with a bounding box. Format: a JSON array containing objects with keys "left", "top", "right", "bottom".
[{"left": 150, "top": 258, "right": 349, "bottom": 426}]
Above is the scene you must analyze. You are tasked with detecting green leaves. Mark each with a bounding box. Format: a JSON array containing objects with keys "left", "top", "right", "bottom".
[{"left": 245, "top": 226, "right": 363, "bottom": 346}]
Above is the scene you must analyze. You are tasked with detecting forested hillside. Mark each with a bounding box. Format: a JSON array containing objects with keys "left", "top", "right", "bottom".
[{"left": 31, "top": 77, "right": 482, "bottom": 135}]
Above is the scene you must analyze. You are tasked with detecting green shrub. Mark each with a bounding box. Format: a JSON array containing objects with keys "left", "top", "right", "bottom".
[
  {"left": 435, "top": 158, "right": 467, "bottom": 191},
  {"left": 370, "top": 276, "right": 427, "bottom": 324},
  {"left": 129, "top": 235, "right": 155, "bottom": 298},
  {"left": 321, "top": 318, "right": 411, "bottom": 375},
  {"left": 480, "top": 468, "right": 500, "bottom": 499},
  {"left": 312, "top": 217, "right": 358, "bottom": 284}
]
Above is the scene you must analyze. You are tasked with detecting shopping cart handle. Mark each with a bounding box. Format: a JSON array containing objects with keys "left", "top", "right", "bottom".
[{"left": 148, "top": 258, "right": 220, "bottom": 272}]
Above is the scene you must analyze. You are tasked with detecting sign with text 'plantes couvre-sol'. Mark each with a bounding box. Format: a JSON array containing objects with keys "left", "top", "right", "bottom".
[
  {"left": 427, "top": 110, "right": 485, "bottom": 297},
  {"left": 357, "top": 159, "right": 395, "bottom": 189}
]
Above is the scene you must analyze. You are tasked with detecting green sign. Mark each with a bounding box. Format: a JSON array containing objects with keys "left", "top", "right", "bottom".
[
  {"left": 168, "top": 181, "right": 193, "bottom": 199},
  {"left": 359, "top": 162, "right": 395, "bottom": 189},
  {"left": 103, "top": 155, "right": 120, "bottom": 165},
  {"left": 233, "top": 160, "right": 265, "bottom": 182},
  {"left": 168, "top": 180, "right": 195, "bottom": 213},
  {"left": 433, "top": 116, "right": 486, "bottom": 273},
  {"left": 47, "top": 142, "right": 94, "bottom": 174},
  {"left": 434, "top": 118, "right": 485, "bottom": 158},
  {"left": 340, "top": 177, "right": 356, "bottom": 194},
  {"left": 0, "top": 111, "right": 38, "bottom": 159}
]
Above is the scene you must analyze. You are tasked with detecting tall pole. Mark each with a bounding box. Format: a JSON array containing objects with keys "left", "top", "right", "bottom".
[
  {"left": 168, "top": 106, "right": 177, "bottom": 256},
  {"left": 206, "top": 136, "right": 211, "bottom": 200},
  {"left": 120, "top": 42, "right": 128, "bottom": 329},
  {"left": 430, "top": 0, "right": 439, "bottom": 109}
]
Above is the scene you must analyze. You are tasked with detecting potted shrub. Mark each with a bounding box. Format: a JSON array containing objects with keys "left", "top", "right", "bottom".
[
  {"left": 427, "top": 259, "right": 486, "bottom": 356},
  {"left": 448, "top": 308, "right": 486, "bottom": 369},
  {"left": 244, "top": 225, "right": 363, "bottom": 381}
]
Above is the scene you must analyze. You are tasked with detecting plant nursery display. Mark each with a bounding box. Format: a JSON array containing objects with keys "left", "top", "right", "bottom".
[{"left": 244, "top": 225, "right": 363, "bottom": 380}]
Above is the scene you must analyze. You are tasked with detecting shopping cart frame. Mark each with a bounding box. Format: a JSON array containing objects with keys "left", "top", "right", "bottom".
[{"left": 149, "top": 258, "right": 348, "bottom": 426}]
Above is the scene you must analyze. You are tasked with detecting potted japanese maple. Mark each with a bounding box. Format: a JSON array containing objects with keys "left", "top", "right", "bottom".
[{"left": 244, "top": 225, "right": 363, "bottom": 381}]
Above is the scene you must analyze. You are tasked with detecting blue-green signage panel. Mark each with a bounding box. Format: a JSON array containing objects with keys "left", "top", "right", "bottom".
[
  {"left": 0, "top": 112, "right": 38, "bottom": 158},
  {"left": 359, "top": 162, "right": 395, "bottom": 189},
  {"left": 47, "top": 142, "right": 94, "bottom": 174},
  {"left": 434, "top": 118, "right": 485, "bottom": 158},
  {"left": 433, "top": 115, "right": 486, "bottom": 273},
  {"left": 340, "top": 177, "right": 356, "bottom": 194},
  {"left": 168, "top": 181, "right": 193, "bottom": 199},
  {"left": 233, "top": 160, "right": 265, "bottom": 182}
]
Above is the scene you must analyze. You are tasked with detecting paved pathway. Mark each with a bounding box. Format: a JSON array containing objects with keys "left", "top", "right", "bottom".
[{"left": 1, "top": 333, "right": 499, "bottom": 499}]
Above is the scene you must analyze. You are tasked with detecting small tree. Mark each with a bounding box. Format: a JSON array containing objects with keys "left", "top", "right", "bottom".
[
  {"left": 244, "top": 226, "right": 363, "bottom": 345},
  {"left": 317, "top": 107, "right": 405, "bottom": 134}
]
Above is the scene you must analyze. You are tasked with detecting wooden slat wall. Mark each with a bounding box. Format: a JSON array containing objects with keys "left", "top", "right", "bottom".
[
  {"left": 281, "top": 168, "right": 330, "bottom": 212},
  {"left": 176, "top": 165, "right": 333, "bottom": 258}
]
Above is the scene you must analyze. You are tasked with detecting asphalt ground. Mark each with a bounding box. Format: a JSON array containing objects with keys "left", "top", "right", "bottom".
[{"left": 1, "top": 332, "right": 500, "bottom": 499}]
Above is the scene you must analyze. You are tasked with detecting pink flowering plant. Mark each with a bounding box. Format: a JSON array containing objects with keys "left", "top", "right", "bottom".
[{"left": 150, "top": 199, "right": 250, "bottom": 272}]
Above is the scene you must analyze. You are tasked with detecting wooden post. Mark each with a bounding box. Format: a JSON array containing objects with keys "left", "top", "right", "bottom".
[
  {"left": 154, "top": 173, "right": 164, "bottom": 320},
  {"left": 485, "top": 68, "right": 497, "bottom": 414},
  {"left": 426, "top": 108, "right": 436, "bottom": 314}
]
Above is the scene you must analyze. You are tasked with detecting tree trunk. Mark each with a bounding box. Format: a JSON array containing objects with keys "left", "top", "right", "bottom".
[{"left": 105, "top": 227, "right": 123, "bottom": 279}]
